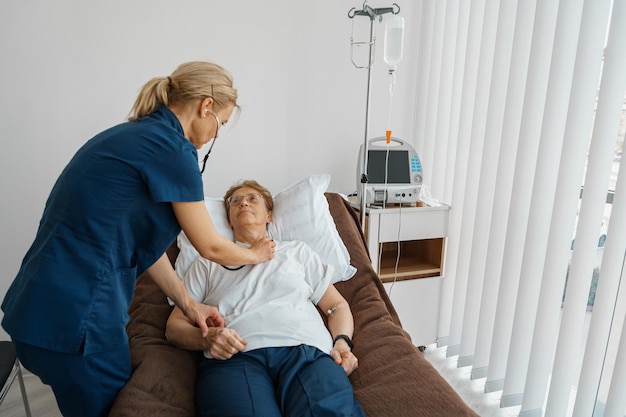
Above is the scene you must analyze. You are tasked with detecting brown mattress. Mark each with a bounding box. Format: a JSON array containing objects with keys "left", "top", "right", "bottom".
[{"left": 108, "top": 192, "right": 477, "bottom": 417}]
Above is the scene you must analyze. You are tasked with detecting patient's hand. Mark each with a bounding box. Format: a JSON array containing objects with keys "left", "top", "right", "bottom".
[
  {"left": 330, "top": 348, "right": 359, "bottom": 376},
  {"left": 206, "top": 327, "right": 248, "bottom": 360}
]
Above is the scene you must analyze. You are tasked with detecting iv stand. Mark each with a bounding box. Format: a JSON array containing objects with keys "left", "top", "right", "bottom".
[{"left": 348, "top": 2, "right": 400, "bottom": 230}]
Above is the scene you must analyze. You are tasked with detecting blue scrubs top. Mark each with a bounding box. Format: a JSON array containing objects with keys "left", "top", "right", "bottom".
[{"left": 1, "top": 106, "right": 204, "bottom": 355}]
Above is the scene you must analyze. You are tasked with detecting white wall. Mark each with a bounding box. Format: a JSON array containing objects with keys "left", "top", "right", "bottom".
[{"left": 0, "top": 0, "right": 420, "bottom": 339}]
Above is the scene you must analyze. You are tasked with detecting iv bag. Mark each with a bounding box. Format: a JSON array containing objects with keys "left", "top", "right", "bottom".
[{"left": 384, "top": 16, "right": 404, "bottom": 69}]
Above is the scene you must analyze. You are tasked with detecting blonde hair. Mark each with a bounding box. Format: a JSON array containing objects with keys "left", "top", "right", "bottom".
[
  {"left": 223, "top": 180, "right": 274, "bottom": 222},
  {"left": 128, "top": 61, "right": 239, "bottom": 121}
]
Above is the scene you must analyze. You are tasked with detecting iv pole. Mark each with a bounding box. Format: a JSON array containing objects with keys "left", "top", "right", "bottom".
[{"left": 348, "top": 2, "right": 400, "bottom": 229}]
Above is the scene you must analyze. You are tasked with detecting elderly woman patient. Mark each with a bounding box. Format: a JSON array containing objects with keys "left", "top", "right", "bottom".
[{"left": 165, "top": 180, "right": 365, "bottom": 417}]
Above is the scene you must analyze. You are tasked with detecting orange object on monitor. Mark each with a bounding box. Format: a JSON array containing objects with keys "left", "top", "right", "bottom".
[{"left": 385, "top": 130, "right": 392, "bottom": 143}]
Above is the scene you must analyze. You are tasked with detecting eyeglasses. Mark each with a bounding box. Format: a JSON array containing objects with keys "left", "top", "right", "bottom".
[
  {"left": 228, "top": 193, "right": 264, "bottom": 206},
  {"left": 199, "top": 111, "right": 221, "bottom": 174}
]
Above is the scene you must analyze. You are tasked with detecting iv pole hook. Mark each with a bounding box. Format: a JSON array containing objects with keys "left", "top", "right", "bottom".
[{"left": 348, "top": 3, "right": 400, "bottom": 20}]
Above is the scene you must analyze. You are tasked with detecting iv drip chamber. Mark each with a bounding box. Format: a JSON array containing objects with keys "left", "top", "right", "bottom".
[{"left": 383, "top": 16, "right": 404, "bottom": 70}]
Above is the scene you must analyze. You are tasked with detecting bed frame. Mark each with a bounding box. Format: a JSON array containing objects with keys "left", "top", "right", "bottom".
[{"left": 108, "top": 193, "right": 477, "bottom": 417}]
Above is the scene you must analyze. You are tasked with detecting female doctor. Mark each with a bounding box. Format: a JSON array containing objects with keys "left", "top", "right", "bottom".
[{"left": 1, "top": 61, "right": 275, "bottom": 417}]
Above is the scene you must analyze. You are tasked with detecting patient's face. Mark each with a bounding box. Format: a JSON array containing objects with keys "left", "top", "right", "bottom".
[{"left": 228, "top": 186, "right": 272, "bottom": 231}]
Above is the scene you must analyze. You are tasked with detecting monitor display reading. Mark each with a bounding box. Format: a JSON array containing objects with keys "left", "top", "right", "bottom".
[{"left": 367, "top": 150, "right": 410, "bottom": 184}]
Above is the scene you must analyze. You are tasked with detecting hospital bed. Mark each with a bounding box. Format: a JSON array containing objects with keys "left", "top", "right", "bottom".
[{"left": 108, "top": 180, "right": 477, "bottom": 417}]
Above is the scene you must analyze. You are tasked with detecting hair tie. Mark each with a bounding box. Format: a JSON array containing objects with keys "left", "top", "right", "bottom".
[{"left": 167, "top": 76, "right": 173, "bottom": 88}]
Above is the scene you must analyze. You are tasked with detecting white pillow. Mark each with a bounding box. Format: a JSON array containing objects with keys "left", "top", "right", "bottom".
[{"left": 175, "top": 174, "right": 357, "bottom": 284}]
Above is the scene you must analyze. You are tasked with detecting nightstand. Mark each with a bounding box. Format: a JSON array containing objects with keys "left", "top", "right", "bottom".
[{"left": 350, "top": 198, "right": 450, "bottom": 347}]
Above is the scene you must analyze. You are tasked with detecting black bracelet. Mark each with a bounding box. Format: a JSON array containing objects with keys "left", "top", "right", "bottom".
[{"left": 333, "top": 334, "right": 353, "bottom": 350}]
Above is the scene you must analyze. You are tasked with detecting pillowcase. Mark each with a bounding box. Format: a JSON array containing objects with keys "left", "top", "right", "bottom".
[{"left": 175, "top": 174, "right": 357, "bottom": 284}]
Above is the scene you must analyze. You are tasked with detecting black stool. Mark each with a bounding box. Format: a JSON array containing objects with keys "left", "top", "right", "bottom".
[{"left": 0, "top": 341, "right": 32, "bottom": 417}]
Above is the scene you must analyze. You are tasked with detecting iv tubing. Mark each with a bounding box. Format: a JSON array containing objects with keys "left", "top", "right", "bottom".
[{"left": 386, "top": 72, "right": 396, "bottom": 143}]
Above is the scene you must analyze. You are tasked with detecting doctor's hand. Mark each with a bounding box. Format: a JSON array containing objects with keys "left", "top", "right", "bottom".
[
  {"left": 330, "top": 347, "right": 359, "bottom": 376},
  {"left": 185, "top": 301, "right": 225, "bottom": 338},
  {"left": 249, "top": 237, "right": 276, "bottom": 263},
  {"left": 205, "top": 327, "right": 248, "bottom": 360}
]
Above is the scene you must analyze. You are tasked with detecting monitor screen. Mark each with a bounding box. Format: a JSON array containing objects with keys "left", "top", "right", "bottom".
[{"left": 367, "top": 150, "right": 410, "bottom": 184}]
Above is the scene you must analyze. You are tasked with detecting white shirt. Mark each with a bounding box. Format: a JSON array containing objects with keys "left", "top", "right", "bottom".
[{"left": 183, "top": 240, "right": 335, "bottom": 359}]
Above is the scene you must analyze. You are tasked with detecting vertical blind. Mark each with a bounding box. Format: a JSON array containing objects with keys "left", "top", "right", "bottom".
[{"left": 412, "top": 0, "right": 626, "bottom": 415}]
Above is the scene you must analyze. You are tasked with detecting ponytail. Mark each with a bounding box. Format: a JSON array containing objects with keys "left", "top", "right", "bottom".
[
  {"left": 127, "top": 61, "right": 238, "bottom": 122},
  {"left": 127, "top": 77, "right": 170, "bottom": 122}
]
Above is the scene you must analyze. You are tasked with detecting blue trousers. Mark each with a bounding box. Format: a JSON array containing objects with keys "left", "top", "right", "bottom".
[
  {"left": 196, "top": 345, "right": 365, "bottom": 417},
  {"left": 14, "top": 340, "right": 130, "bottom": 417}
]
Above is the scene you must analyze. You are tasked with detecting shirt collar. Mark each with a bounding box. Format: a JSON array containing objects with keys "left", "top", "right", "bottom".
[{"left": 149, "top": 106, "right": 185, "bottom": 136}]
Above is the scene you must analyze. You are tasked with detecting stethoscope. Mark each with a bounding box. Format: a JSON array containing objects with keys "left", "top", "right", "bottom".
[{"left": 199, "top": 137, "right": 217, "bottom": 174}]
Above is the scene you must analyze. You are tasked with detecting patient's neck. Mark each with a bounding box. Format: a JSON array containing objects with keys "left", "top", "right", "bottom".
[{"left": 233, "top": 225, "right": 267, "bottom": 245}]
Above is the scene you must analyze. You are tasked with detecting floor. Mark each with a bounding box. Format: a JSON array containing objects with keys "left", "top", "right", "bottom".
[
  {"left": 423, "top": 344, "right": 521, "bottom": 417},
  {"left": 0, "top": 370, "right": 61, "bottom": 417}
]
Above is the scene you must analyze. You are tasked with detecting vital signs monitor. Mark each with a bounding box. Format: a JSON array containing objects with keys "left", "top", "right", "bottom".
[{"left": 356, "top": 137, "right": 423, "bottom": 206}]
